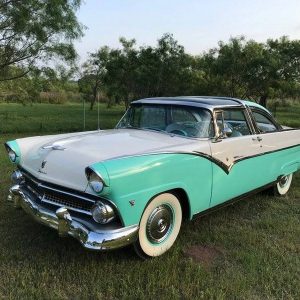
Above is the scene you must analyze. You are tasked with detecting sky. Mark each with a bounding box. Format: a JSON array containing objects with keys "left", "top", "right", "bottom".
[{"left": 74, "top": 0, "right": 300, "bottom": 63}]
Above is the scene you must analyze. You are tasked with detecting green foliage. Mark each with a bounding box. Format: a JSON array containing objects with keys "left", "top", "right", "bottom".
[
  {"left": 0, "top": 65, "right": 79, "bottom": 104},
  {"left": 80, "top": 34, "right": 300, "bottom": 109},
  {"left": 81, "top": 34, "right": 195, "bottom": 109},
  {"left": 0, "top": 31, "right": 299, "bottom": 108},
  {"left": 0, "top": 0, "right": 83, "bottom": 81},
  {"left": 197, "top": 36, "right": 300, "bottom": 106}
]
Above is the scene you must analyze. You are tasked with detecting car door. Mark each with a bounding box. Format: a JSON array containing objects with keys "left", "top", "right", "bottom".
[
  {"left": 209, "top": 108, "right": 265, "bottom": 207},
  {"left": 250, "top": 108, "right": 300, "bottom": 183}
]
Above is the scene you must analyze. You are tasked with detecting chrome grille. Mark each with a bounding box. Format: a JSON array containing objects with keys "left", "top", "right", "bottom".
[
  {"left": 22, "top": 171, "right": 95, "bottom": 216},
  {"left": 42, "top": 193, "right": 93, "bottom": 215}
]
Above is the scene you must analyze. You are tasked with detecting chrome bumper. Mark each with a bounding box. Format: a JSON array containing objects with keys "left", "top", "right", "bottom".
[{"left": 7, "top": 185, "right": 139, "bottom": 251}]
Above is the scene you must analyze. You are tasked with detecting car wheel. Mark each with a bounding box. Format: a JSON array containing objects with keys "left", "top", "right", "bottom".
[
  {"left": 274, "top": 173, "right": 293, "bottom": 196},
  {"left": 134, "top": 193, "right": 182, "bottom": 259}
]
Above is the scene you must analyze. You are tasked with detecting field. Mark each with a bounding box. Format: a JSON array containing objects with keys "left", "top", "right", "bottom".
[
  {"left": 0, "top": 103, "right": 299, "bottom": 299},
  {"left": 0, "top": 103, "right": 125, "bottom": 134}
]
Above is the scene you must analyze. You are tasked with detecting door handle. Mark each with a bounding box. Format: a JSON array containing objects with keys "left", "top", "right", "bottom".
[{"left": 252, "top": 136, "right": 263, "bottom": 142}]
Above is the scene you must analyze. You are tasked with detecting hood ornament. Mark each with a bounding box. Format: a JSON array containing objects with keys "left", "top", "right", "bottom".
[{"left": 42, "top": 144, "right": 65, "bottom": 151}]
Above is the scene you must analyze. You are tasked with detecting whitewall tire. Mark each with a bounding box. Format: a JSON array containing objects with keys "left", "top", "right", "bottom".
[
  {"left": 134, "top": 193, "right": 182, "bottom": 259},
  {"left": 275, "top": 174, "right": 293, "bottom": 196}
]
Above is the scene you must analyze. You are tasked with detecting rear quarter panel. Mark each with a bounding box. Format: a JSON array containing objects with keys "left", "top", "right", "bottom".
[{"left": 259, "top": 129, "right": 300, "bottom": 181}]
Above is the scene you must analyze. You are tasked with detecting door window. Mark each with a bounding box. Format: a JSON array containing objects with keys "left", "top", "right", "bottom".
[
  {"left": 216, "top": 109, "right": 251, "bottom": 137},
  {"left": 251, "top": 111, "right": 278, "bottom": 133}
]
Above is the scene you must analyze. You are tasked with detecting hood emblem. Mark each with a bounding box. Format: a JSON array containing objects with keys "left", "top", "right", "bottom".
[
  {"left": 42, "top": 144, "right": 66, "bottom": 151},
  {"left": 38, "top": 160, "right": 47, "bottom": 174},
  {"left": 41, "top": 160, "right": 47, "bottom": 169}
]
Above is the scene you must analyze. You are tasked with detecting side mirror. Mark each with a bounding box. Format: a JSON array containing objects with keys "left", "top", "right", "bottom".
[
  {"left": 214, "top": 111, "right": 232, "bottom": 141},
  {"left": 222, "top": 127, "right": 232, "bottom": 137}
]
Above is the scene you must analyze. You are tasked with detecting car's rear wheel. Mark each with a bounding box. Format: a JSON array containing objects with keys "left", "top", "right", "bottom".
[
  {"left": 274, "top": 173, "right": 293, "bottom": 196},
  {"left": 134, "top": 193, "right": 182, "bottom": 259}
]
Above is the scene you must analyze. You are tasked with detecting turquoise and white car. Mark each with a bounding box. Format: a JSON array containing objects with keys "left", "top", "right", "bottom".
[{"left": 5, "top": 97, "right": 300, "bottom": 258}]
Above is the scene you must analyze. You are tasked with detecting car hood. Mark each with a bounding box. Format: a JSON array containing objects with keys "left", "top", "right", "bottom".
[{"left": 17, "top": 129, "right": 200, "bottom": 191}]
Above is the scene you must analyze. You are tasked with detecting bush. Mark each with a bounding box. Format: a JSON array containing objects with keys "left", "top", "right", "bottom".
[{"left": 39, "top": 90, "right": 83, "bottom": 104}]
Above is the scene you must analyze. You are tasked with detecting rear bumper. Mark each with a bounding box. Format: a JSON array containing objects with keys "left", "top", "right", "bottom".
[{"left": 8, "top": 184, "right": 139, "bottom": 251}]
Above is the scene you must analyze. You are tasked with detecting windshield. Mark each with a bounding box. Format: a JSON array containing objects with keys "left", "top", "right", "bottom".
[{"left": 116, "top": 104, "right": 214, "bottom": 138}]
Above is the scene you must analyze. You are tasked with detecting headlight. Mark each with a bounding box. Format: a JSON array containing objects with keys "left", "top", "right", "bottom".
[
  {"left": 8, "top": 149, "right": 17, "bottom": 162},
  {"left": 91, "top": 201, "right": 115, "bottom": 224},
  {"left": 4, "top": 141, "right": 20, "bottom": 164},
  {"left": 86, "top": 168, "right": 105, "bottom": 193}
]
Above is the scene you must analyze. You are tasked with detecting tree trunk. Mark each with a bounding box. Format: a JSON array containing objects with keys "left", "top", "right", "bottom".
[
  {"left": 259, "top": 94, "right": 268, "bottom": 107},
  {"left": 90, "top": 96, "right": 95, "bottom": 110},
  {"left": 106, "top": 97, "right": 112, "bottom": 108},
  {"left": 90, "top": 85, "right": 98, "bottom": 110}
]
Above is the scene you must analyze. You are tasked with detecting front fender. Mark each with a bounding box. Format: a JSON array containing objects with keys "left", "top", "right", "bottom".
[{"left": 94, "top": 153, "right": 212, "bottom": 226}]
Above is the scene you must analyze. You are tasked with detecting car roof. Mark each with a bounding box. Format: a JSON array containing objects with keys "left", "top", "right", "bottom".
[{"left": 131, "top": 96, "right": 269, "bottom": 112}]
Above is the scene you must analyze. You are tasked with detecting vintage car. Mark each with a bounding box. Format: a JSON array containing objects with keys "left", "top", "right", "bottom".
[{"left": 5, "top": 96, "right": 300, "bottom": 258}]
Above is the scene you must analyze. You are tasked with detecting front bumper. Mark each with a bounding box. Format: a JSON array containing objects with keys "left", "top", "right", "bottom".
[{"left": 7, "top": 184, "right": 139, "bottom": 251}]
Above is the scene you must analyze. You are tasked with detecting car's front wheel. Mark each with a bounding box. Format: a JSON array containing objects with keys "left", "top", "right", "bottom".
[
  {"left": 274, "top": 173, "right": 293, "bottom": 196},
  {"left": 134, "top": 193, "right": 182, "bottom": 259}
]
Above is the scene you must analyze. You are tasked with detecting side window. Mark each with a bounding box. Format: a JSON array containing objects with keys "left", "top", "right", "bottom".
[
  {"left": 252, "top": 111, "right": 278, "bottom": 133},
  {"left": 216, "top": 109, "right": 251, "bottom": 138}
]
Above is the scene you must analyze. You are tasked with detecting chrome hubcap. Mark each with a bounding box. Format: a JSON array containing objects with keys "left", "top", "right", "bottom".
[
  {"left": 279, "top": 175, "right": 289, "bottom": 188},
  {"left": 146, "top": 204, "right": 173, "bottom": 244}
]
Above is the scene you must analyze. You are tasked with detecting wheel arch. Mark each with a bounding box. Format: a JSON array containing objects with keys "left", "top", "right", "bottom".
[
  {"left": 165, "top": 188, "right": 191, "bottom": 221},
  {"left": 138, "top": 188, "right": 192, "bottom": 224}
]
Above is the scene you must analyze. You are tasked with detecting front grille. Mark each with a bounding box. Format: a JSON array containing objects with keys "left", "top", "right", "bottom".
[
  {"left": 22, "top": 170, "right": 96, "bottom": 216},
  {"left": 43, "top": 192, "right": 93, "bottom": 215}
]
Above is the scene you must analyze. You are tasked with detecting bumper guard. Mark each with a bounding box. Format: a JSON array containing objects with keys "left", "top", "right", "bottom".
[{"left": 8, "top": 185, "right": 139, "bottom": 251}]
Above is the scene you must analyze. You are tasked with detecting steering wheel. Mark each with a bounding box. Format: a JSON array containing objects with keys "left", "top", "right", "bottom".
[
  {"left": 233, "top": 123, "right": 248, "bottom": 135},
  {"left": 181, "top": 124, "right": 199, "bottom": 137},
  {"left": 170, "top": 129, "right": 187, "bottom": 136}
]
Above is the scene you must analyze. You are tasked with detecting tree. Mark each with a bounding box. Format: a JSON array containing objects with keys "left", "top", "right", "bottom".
[
  {"left": 200, "top": 36, "right": 300, "bottom": 107},
  {"left": 80, "top": 46, "right": 110, "bottom": 109},
  {"left": 80, "top": 34, "right": 195, "bottom": 109},
  {"left": 80, "top": 34, "right": 300, "bottom": 110},
  {"left": 0, "top": 0, "right": 83, "bottom": 81},
  {"left": 153, "top": 33, "right": 193, "bottom": 96},
  {"left": 108, "top": 37, "right": 138, "bottom": 109},
  {"left": 80, "top": 38, "right": 139, "bottom": 110}
]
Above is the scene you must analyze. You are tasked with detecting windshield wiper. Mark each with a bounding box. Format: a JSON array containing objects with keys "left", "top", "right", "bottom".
[{"left": 141, "top": 127, "right": 165, "bottom": 132}]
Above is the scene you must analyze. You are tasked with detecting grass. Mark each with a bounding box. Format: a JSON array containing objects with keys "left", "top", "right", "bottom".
[
  {"left": 0, "top": 102, "right": 125, "bottom": 134},
  {"left": 273, "top": 104, "right": 300, "bottom": 128},
  {"left": 0, "top": 103, "right": 299, "bottom": 299}
]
